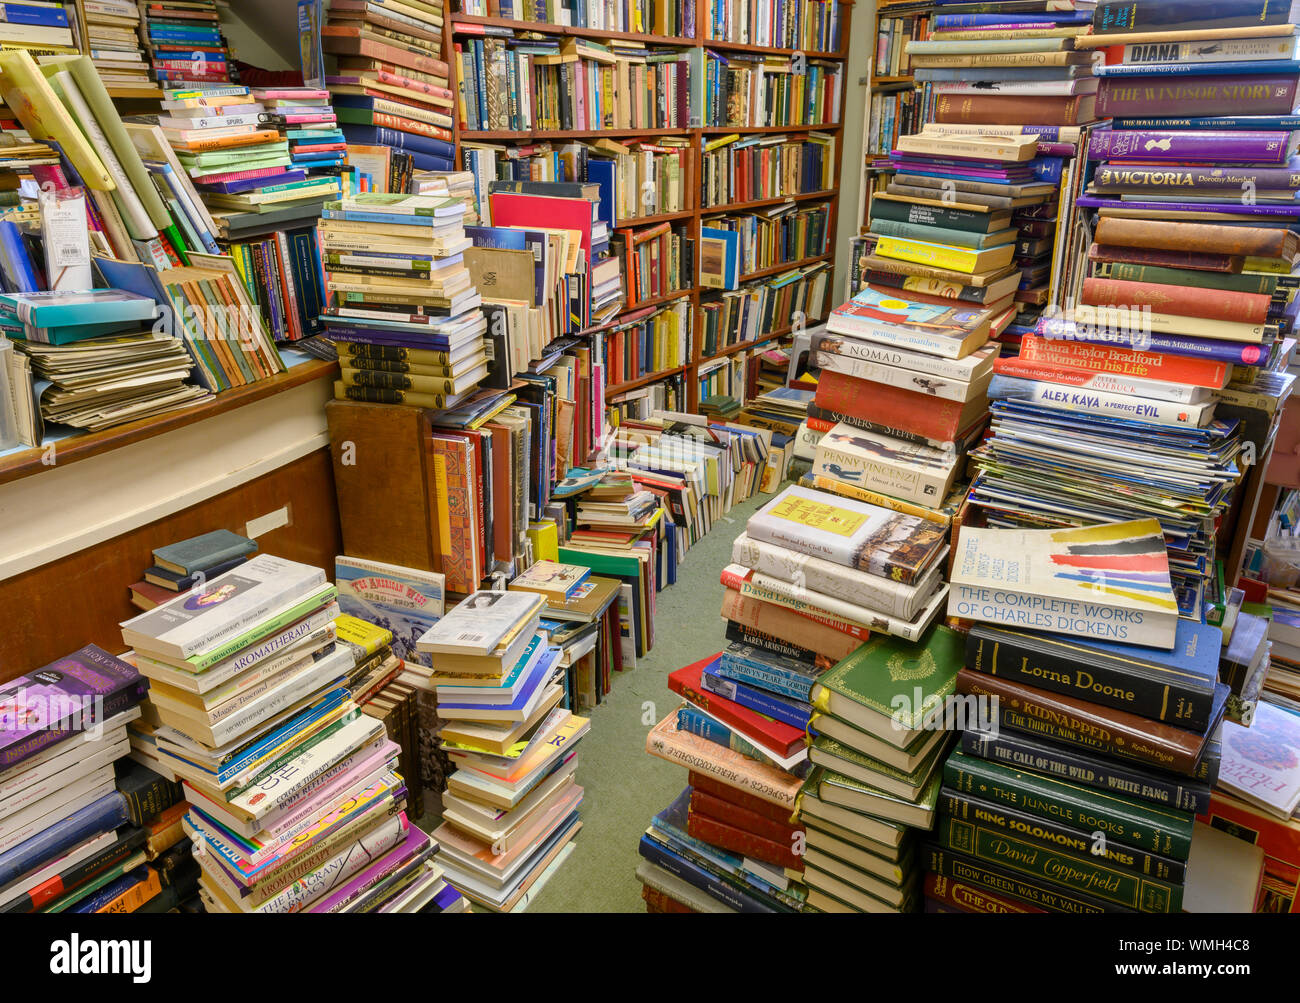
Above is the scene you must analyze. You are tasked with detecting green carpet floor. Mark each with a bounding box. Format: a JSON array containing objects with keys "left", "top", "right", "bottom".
[{"left": 518, "top": 488, "right": 776, "bottom": 912}]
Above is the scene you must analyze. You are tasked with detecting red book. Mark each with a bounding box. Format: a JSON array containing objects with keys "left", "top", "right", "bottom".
[
  {"left": 1082, "top": 276, "right": 1272, "bottom": 325},
  {"left": 641, "top": 885, "right": 695, "bottom": 913},
  {"left": 668, "top": 656, "right": 805, "bottom": 757},
  {"left": 687, "top": 811, "right": 804, "bottom": 871},
  {"left": 688, "top": 772, "right": 801, "bottom": 825},
  {"left": 813, "top": 368, "right": 987, "bottom": 445},
  {"left": 1017, "top": 332, "right": 1229, "bottom": 389},
  {"left": 1088, "top": 243, "right": 1242, "bottom": 274},
  {"left": 689, "top": 789, "right": 802, "bottom": 845}
]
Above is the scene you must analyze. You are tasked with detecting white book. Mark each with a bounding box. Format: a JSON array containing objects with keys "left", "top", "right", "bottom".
[
  {"left": 0, "top": 735, "right": 128, "bottom": 823},
  {"left": 993, "top": 357, "right": 1210, "bottom": 404},
  {"left": 0, "top": 707, "right": 137, "bottom": 798},
  {"left": 812, "top": 422, "right": 961, "bottom": 506},
  {"left": 120, "top": 554, "right": 328, "bottom": 659},
  {"left": 987, "top": 374, "right": 1218, "bottom": 428},
  {"left": 0, "top": 830, "right": 119, "bottom": 909},
  {"left": 1121, "top": 36, "right": 1299, "bottom": 64},
  {"left": 815, "top": 344, "right": 995, "bottom": 402},
  {"left": 0, "top": 776, "right": 116, "bottom": 854},
  {"left": 417, "top": 590, "right": 545, "bottom": 656}
]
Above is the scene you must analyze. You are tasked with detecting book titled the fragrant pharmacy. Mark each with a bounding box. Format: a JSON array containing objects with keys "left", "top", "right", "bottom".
[
  {"left": 949, "top": 519, "right": 1179, "bottom": 650},
  {"left": 335, "top": 556, "right": 445, "bottom": 666}
]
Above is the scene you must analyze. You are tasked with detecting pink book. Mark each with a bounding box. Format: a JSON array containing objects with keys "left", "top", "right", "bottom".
[
  {"left": 306, "top": 827, "right": 433, "bottom": 913},
  {"left": 252, "top": 88, "right": 331, "bottom": 100}
]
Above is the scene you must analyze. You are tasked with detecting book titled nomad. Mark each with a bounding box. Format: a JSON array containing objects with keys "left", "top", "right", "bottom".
[{"left": 949, "top": 519, "right": 1179, "bottom": 649}]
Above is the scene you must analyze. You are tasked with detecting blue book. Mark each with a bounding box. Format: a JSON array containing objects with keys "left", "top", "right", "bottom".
[
  {"left": 67, "top": 865, "right": 154, "bottom": 913},
  {"left": 0, "top": 2, "right": 70, "bottom": 26},
  {"left": 700, "top": 226, "right": 741, "bottom": 289},
  {"left": 0, "top": 220, "right": 38, "bottom": 293},
  {"left": 584, "top": 158, "right": 617, "bottom": 231},
  {"left": 334, "top": 556, "right": 445, "bottom": 665},
  {"left": 337, "top": 122, "right": 454, "bottom": 161},
  {"left": 701, "top": 666, "right": 813, "bottom": 729},
  {"left": 637, "top": 834, "right": 778, "bottom": 913},
  {"left": 934, "top": 12, "right": 1093, "bottom": 26},
  {"left": 0, "top": 290, "right": 157, "bottom": 329},
  {"left": 1096, "top": 59, "right": 1300, "bottom": 77},
  {"left": 0, "top": 792, "right": 129, "bottom": 887},
  {"left": 717, "top": 643, "right": 821, "bottom": 702}
]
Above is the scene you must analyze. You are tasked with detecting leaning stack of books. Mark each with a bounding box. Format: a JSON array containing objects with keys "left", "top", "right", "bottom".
[
  {"left": 933, "top": 518, "right": 1232, "bottom": 914},
  {"left": 0, "top": 646, "right": 150, "bottom": 913},
  {"left": 321, "top": 191, "right": 489, "bottom": 412},
  {"left": 122, "top": 554, "right": 451, "bottom": 913},
  {"left": 323, "top": 0, "right": 455, "bottom": 172},
  {"left": 140, "top": 0, "right": 235, "bottom": 87},
  {"left": 417, "top": 590, "right": 585, "bottom": 913},
  {"left": 251, "top": 87, "right": 346, "bottom": 180}
]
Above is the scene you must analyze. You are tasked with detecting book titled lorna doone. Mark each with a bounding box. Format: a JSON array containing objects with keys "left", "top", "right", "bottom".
[
  {"left": 0, "top": 646, "right": 147, "bottom": 770},
  {"left": 949, "top": 519, "right": 1179, "bottom": 650}
]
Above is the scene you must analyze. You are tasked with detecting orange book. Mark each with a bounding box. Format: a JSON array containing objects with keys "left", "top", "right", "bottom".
[
  {"left": 96, "top": 868, "right": 163, "bottom": 913},
  {"left": 168, "top": 129, "right": 283, "bottom": 153}
]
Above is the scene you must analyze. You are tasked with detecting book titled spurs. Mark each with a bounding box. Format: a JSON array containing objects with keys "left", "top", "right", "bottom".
[
  {"left": 950, "top": 519, "right": 1179, "bottom": 650},
  {"left": 744, "top": 484, "right": 946, "bottom": 586}
]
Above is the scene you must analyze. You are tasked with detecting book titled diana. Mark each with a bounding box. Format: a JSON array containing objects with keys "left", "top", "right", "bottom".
[
  {"left": 0, "top": 647, "right": 146, "bottom": 770},
  {"left": 745, "top": 484, "right": 947, "bottom": 586},
  {"left": 950, "top": 519, "right": 1180, "bottom": 649},
  {"left": 119, "top": 555, "right": 328, "bottom": 660},
  {"left": 812, "top": 422, "right": 961, "bottom": 507},
  {"left": 986, "top": 373, "right": 1217, "bottom": 427},
  {"left": 334, "top": 556, "right": 445, "bottom": 666}
]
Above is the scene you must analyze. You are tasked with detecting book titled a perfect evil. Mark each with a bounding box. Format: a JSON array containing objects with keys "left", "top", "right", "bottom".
[{"left": 0, "top": 647, "right": 146, "bottom": 771}]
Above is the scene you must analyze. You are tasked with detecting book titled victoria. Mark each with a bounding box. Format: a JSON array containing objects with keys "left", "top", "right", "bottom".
[{"left": 950, "top": 519, "right": 1180, "bottom": 649}]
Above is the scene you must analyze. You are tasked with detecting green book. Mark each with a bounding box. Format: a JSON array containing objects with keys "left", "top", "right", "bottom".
[
  {"left": 870, "top": 218, "right": 1018, "bottom": 251},
  {"left": 818, "top": 767, "right": 942, "bottom": 829},
  {"left": 810, "top": 733, "right": 947, "bottom": 802},
  {"left": 810, "top": 625, "right": 964, "bottom": 750},
  {"left": 1091, "top": 260, "right": 1282, "bottom": 296},
  {"left": 177, "top": 145, "right": 290, "bottom": 168}
]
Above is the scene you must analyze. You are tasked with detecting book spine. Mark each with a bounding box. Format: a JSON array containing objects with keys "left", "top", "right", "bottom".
[
  {"left": 720, "top": 587, "right": 862, "bottom": 662},
  {"left": 1095, "top": 0, "right": 1284, "bottom": 33},
  {"left": 992, "top": 357, "right": 1204, "bottom": 404},
  {"left": 1090, "top": 259, "right": 1278, "bottom": 296},
  {"left": 646, "top": 723, "right": 798, "bottom": 808},
  {"left": 675, "top": 705, "right": 771, "bottom": 763},
  {"left": 687, "top": 812, "right": 802, "bottom": 870},
  {"left": 722, "top": 622, "right": 825, "bottom": 672},
  {"left": 720, "top": 566, "right": 873, "bottom": 642},
  {"left": 257, "top": 814, "right": 408, "bottom": 913},
  {"left": 936, "top": 815, "right": 1180, "bottom": 912},
  {"left": 922, "top": 870, "right": 1048, "bottom": 914},
  {"left": 117, "top": 771, "right": 183, "bottom": 828},
  {"left": 700, "top": 669, "right": 812, "bottom": 729},
  {"left": 94, "top": 868, "right": 163, "bottom": 913},
  {"left": 811, "top": 429, "right": 950, "bottom": 505},
  {"left": 874, "top": 234, "right": 979, "bottom": 272},
  {"left": 967, "top": 627, "right": 1214, "bottom": 730},
  {"left": 1038, "top": 317, "right": 1263, "bottom": 366},
  {"left": 944, "top": 749, "right": 1194, "bottom": 859},
  {"left": 1081, "top": 276, "right": 1271, "bottom": 325},
  {"left": 962, "top": 727, "right": 1211, "bottom": 816},
  {"left": 815, "top": 368, "right": 970, "bottom": 443},
  {"left": 922, "top": 844, "right": 1117, "bottom": 914},
  {"left": 0, "top": 793, "right": 130, "bottom": 887},
  {"left": 812, "top": 334, "right": 980, "bottom": 382},
  {"left": 1094, "top": 216, "right": 1291, "bottom": 259},
  {"left": 940, "top": 788, "right": 1187, "bottom": 883},
  {"left": 1096, "top": 74, "right": 1300, "bottom": 118},
  {"left": 689, "top": 789, "right": 800, "bottom": 845},
  {"left": 1087, "top": 129, "right": 1291, "bottom": 164},
  {"left": 815, "top": 350, "right": 976, "bottom": 404},
  {"left": 985, "top": 373, "right": 1215, "bottom": 429},
  {"left": 807, "top": 474, "right": 952, "bottom": 526},
  {"left": 636, "top": 834, "right": 778, "bottom": 913},
  {"left": 1094, "top": 162, "right": 1300, "bottom": 193},
  {"left": 717, "top": 650, "right": 817, "bottom": 703},
  {"left": 934, "top": 93, "right": 1085, "bottom": 126},
  {"left": 188, "top": 602, "right": 338, "bottom": 677}
]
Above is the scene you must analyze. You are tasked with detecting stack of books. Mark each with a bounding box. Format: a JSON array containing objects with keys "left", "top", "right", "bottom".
[
  {"left": 0, "top": 0, "right": 76, "bottom": 56},
  {"left": 140, "top": 1, "right": 234, "bottom": 87},
  {"left": 323, "top": 0, "right": 455, "bottom": 172},
  {"left": 123, "top": 554, "right": 453, "bottom": 913},
  {"left": 321, "top": 191, "right": 488, "bottom": 412},
  {"left": 417, "top": 590, "right": 586, "bottom": 912},
  {"left": 77, "top": 0, "right": 155, "bottom": 93},
  {"left": 935, "top": 519, "right": 1232, "bottom": 914},
  {"left": 251, "top": 87, "right": 346, "bottom": 179},
  {"left": 128, "top": 528, "right": 257, "bottom": 612},
  {"left": 0, "top": 646, "right": 151, "bottom": 913}
]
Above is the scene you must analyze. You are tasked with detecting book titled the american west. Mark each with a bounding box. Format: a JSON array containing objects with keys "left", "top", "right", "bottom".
[
  {"left": 745, "top": 484, "right": 946, "bottom": 586},
  {"left": 950, "top": 519, "right": 1180, "bottom": 650},
  {"left": 334, "top": 555, "right": 445, "bottom": 665}
]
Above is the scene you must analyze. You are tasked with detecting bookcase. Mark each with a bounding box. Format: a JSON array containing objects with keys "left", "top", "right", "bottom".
[{"left": 443, "top": 1, "right": 853, "bottom": 412}]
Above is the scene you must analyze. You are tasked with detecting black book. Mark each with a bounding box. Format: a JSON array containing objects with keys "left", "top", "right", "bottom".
[{"left": 1, "top": 827, "right": 147, "bottom": 914}]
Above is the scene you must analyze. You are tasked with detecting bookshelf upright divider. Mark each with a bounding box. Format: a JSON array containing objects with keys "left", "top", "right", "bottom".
[{"left": 445, "top": 2, "right": 853, "bottom": 414}]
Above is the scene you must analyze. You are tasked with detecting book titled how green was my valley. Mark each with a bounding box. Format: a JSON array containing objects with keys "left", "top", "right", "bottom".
[{"left": 949, "top": 519, "right": 1179, "bottom": 650}]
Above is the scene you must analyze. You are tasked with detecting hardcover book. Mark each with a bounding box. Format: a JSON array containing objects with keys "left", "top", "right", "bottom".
[
  {"left": 334, "top": 555, "right": 445, "bottom": 666},
  {"left": 813, "top": 422, "right": 961, "bottom": 506},
  {"left": 153, "top": 529, "right": 257, "bottom": 576},
  {"left": 507, "top": 560, "right": 591, "bottom": 603},
  {"left": 950, "top": 519, "right": 1180, "bottom": 649},
  {"left": 745, "top": 484, "right": 946, "bottom": 585}
]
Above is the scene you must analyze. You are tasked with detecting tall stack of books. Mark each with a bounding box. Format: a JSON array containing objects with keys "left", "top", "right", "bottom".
[
  {"left": 0, "top": 647, "right": 150, "bottom": 913},
  {"left": 324, "top": 0, "right": 455, "bottom": 173},
  {"left": 123, "top": 555, "right": 452, "bottom": 913},
  {"left": 934, "top": 519, "right": 1230, "bottom": 914},
  {"left": 140, "top": 1, "right": 235, "bottom": 87},
  {"left": 905, "top": 2, "right": 1102, "bottom": 315},
  {"left": 321, "top": 191, "right": 488, "bottom": 411},
  {"left": 77, "top": 0, "right": 155, "bottom": 93},
  {"left": 417, "top": 591, "right": 587, "bottom": 912},
  {"left": 252, "top": 87, "right": 346, "bottom": 179}
]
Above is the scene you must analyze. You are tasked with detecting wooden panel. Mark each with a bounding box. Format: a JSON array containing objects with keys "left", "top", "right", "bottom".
[{"left": 0, "top": 448, "right": 341, "bottom": 682}]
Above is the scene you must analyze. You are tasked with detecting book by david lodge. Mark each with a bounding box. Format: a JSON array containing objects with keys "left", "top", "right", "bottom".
[{"left": 949, "top": 518, "right": 1179, "bottom": 649}]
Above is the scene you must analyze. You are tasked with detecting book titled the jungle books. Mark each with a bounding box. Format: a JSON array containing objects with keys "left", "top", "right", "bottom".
[
  {"left": 826, "top": 284, "right": 995, "bottom": 359},
  {"left": 812, "top": 422, "right": 962, "bottom": 506},
  {"left": 334, "top": 556, "right": 445, "bottom": 666},
  {"left": 507, "top": 560, "right": 591, "bottom": 603},
  {"left": 416, "top": 590, "right": 545, "bottom": 657},
  {"left": 810, "top": 625, "right": 964, "bottom": 750},
  {"left": 745, "top": 484, "right": 946, "bottom": 586},
  {"left": 950, "top": 519, "right": 1180, "bottom": 649},
  {"left": 965, "top": 618, "right": 1222, "bottom": 729},
  {"left": 1218, "top": 701, "right": 1300, "bottom": 820},
  {"left": 957, "top": 668, "right": 1229, "bottom": 777}
]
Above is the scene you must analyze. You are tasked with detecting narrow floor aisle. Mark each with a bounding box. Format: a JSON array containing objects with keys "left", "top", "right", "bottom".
[{"left": 523, "top": 489, "right": 777, "bottom": 912}]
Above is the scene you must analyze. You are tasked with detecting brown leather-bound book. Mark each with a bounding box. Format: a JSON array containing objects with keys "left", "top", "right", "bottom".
[
  {"left": 325, "top": 400, "right": 443, "bottom": 573},
  {"left": 933, "top": 94, "right": 1096, "bottom": 126},
  {"left": 955, "top": 668, "right": 1225, "bottom": 777},
  {"left": 1095, "top": 217, "right": 1300, "bottom": 261}
]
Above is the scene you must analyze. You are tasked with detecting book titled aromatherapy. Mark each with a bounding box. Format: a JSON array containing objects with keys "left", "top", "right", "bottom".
[
  {"left": 949, "top": 519, "right": 1179, "bottom": 649},
  {"left": 745, "top": 484, "right": 946, "bottom": 585},
  {"left": 334, "top": 556, "right": 445, "bottom": 665}
]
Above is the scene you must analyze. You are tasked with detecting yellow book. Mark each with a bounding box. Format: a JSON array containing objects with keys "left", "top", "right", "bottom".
[
  {"left": 874, "top": 235, "right": 1015, "bottom": 275},
  {"left": 527, "top": 520, "right": 560, "bottom": 563},
  {"left": 705, "top": 132, "right": 741, "bottom": 152},
  {"left": 0, "top": 49, "right": 111, "bottom": 188},
  {"left": 334, "top": 613, "right": 393, "bottom": 657}
]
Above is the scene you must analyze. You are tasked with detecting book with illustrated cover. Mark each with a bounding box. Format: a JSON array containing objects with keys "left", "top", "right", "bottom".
[
  {"left": 334, "top": 556, "right": 445, "bottom": 666},
  {"left": 745, "top": 485, "right": 947, "bottom": 586},
  {"left": 812, "top": 422, "right": 962, "bottom": 506},
  {"left": 537, "top": 575, "right": 622, "bottom": 624},
  {"left": 1219, "top": 701, "right": 1300, "bottom": 820},
  {"left": 416, "top": 591, "right": 545, "bottom": 657},
  {"left": 507, "top": 560, "right": 591, "bottom": 603},
  {"left": 826, "top": 285, "right": 995, "bottom": 359},
  {"left": 950, "top": 519, "right": 1180, "bottom": 650}
]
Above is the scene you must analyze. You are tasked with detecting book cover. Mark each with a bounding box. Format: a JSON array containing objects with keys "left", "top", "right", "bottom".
[
  {"left": 812, "top": 422, "right": 961, "bottom": 506},
  {"left": 416, "top": 590, "right": 543, "bottom": 656},
  {"left": 153, "top": 529, "right": 257, "bottom": 575},
  {"left": 1218, "top": 701, "right": 1300, "bottom": 820},
  {"left": 950, "top": 519, "right": 1180, "bottom": 649},
  {"left": 826, "top": 284, "right": 994, "bottom": 359},
  {"left": 745, "top": 484, "right": 946, "bottom": 586},
  {"left": 644, "top": 713, "right": 803, "bottom": 809},
  {"left": 334, "top": 555, "right": 445, "bottom": 666},
  {"left": 667, "top": 654, "right": 805, "bottom": 757},
  {"left": 507, "top": 560, "right": 591, "bottom": 603}
]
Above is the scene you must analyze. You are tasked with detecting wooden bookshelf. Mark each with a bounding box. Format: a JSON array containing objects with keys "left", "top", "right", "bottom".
[{"left": 444, "top": 2, "right": 852, "bottom": 414}]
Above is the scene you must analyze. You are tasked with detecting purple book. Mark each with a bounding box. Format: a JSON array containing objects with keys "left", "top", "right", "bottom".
[
  {"left": 1093, "top": 160, "right": 1300, "bottom": 192},
  {"left": 1088, "top": 130, "right": 1295, "bottom": 164},
  {"left": 306, "top": 826, "right": 432, "bottom": 913},
  {"left": 1038, "top": 317, "right": 1270, "bottom": 367},
  {"left": 197, "top": 170, "right": 308, "bottom": 194},
  {"left": 1097, "top": 74, "right": 1300, "bottom": 118},
  {"left": 1076, "top": 194, "right": 1300, "bottom": 218},
  {"left": 0, "top": 647, "right": 147, "bottom": 771}
]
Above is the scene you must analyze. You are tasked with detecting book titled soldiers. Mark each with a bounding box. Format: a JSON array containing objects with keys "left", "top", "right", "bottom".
[
  {"left": 950, "top": 519, "right": 1180, "bottom": 650},
  {"left": 745, "top": 484, "right": 946, "bottom": 586}
]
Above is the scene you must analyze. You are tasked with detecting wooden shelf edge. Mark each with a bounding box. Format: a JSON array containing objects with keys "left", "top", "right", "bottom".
[
  {"left": 702, "top": 188, "right": 837, "bottom": 215},
  {"left": 0, "top": 359, "right": 339, "bottom": 488},
  {"left": 605, "top": 365, "right": 689, "bottom": 395}
]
